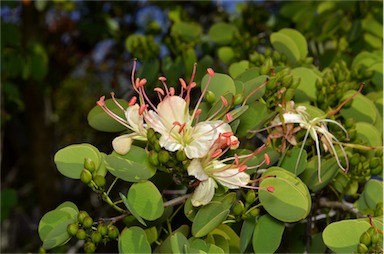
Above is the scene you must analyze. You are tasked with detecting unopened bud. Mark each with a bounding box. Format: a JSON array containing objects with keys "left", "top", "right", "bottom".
[
  {"left": 76, "top": 228, "right": 87, "bottom": 240},
  {"left": 84, "top": 158, "right": 96, "bottom": 173},
  {"left": 82, "top": 216, "right": 93, "bottom": 228},
  {"left": 176, "top": 149, "right": 187, "bottom": 162},
  {"left": 91, "top": 231, "right": 102, "bottom": 244},
  {"left": 158, "top": 150, "right": 170, "bottom": 164},
  {"left": 282, "top": 74, "right": 293, "bottom": 87},
  {"left": 67, "top": 223, "right": 79, "bottom": 236},
  {"left": 233, "top": 94, "right": 244, "bottom": 105},
  {"left": 360, "top": 231, "right": 371, "bottom": 246},
  {"left": 205, "top": 90, "right": 216, "bottom": 104},
  {"left": 83, "top": 241, "right": 96, "bottom": 253},
  {"left": 77, "top": 210, "right": 89, "bottom": 224},
  {"left": 147, "top": 128, "right": 156, "bottom": 142},
  {"left": 245, "top": 190, "right": 256, "bottom": 204},
  {"left": 94, "top": 175, "right": 106, "bottom": 188},
  {"left": 233, "top": 201, "right": 245, "bottom": 216},
  {"left": 80, "top": 169, "right": 93, "bottom": 185},
  {"left": 108, "top": 225, "right": 119, "bottom": 239},
  {"left": 249, "top": 207, "right": 260, "bottom": 217},
  {"left": 97, "top": 224, "right": 108, "bottom": 236},
  {"left": 148, "top": 151, "right": 160, "bottom": 166},
  {"left": 357, "top": 243, "right": 368, "bottom": 253}
]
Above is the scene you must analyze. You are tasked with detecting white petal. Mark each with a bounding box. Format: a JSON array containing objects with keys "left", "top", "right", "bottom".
[
  {"left": 184, "top": 139, "right": 211, "bottom": 159},
  {"left": 187, "top": 159, "right": 209, "bottom": 181},
  {"left": 157, "top": 96, "right": 188, "bottom": 126},
  {"left": 112, "top": 134, "right": 134, "bottom": 155},
  {"left": 159, "top": 135, "right": 183, "bottom": 152},
  {"left": 191, "top": 178, "right": 216, "bottom": 207},
  {"left": 125, "top": 104, "right": 143, "bottom": 133},
  {"left": 283, "top": 112, "right": 304, "bottom": 124},
  {"left": 214, "top": 169, "right": 250, "bottom": 189}
]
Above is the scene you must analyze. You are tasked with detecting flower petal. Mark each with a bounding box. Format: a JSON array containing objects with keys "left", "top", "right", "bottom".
[
  {"left": 125, "top": 104, "right": 145, "bottom": 135},
  {"left": 112, "top": 134, "right": 134, "bottom": 155},
  {"left": 191, "top": 177, "right": 216, "bottom": 207},
  {"left": 157, "top": 96, "right": 188, "bottom": 127},
  {"left": 159, "top": 135, "right": 183, "bottom": 152},
  {"left": 187, "top": 159, "right": 209, "bottom": 181},
  {"left": 214, "top": 169, "right": 250, "bottom": 189}
]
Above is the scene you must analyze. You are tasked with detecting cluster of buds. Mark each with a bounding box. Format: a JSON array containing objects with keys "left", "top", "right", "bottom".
[{"left": 97, "top": 61, "right": 274, "bottom": 207}]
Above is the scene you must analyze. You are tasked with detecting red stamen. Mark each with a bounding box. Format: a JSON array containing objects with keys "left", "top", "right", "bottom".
[
  {"left": 179, "top": 78, "right": 187, "bottom": 89},
  {"left": 207, "top": 68, "right": 214, "bottom": 77},
  {"left": 264, "top": 154, "right": 270, "bottom": 165},
  {"left": 221, "top": 96, "right": 228, "bottom": 107},
  {"left": 97, "top": 96, "right": 106, "bottom": 107},
  {"left": 129, "top": 96, "right": 137, "bottom": 106},
  {"left": 139, "top": 104, "right": 148, "bottom": 115},
  {"left": 226, "top": 113, "right": 233, "bottom": 122},
  {"left": 267, "top": 186, "right": 275, "bottom": 193},
  {"left": 154, "top": 87, "right": 165, "bottom": 96},
  {"left": 222, "top": 132, "right": 233, "bottom": 138},
  {"left": 159, "top": 76, "right": 167, "bottom": 82},
  {"left": 139, "top": 78, "right": 147, "bottom": 87},
  {"left": 211, "top": 149, "right": 223, "bottom": 158},
  {"left": 239, "top": 165, "right": 247, "bottom": 172}
]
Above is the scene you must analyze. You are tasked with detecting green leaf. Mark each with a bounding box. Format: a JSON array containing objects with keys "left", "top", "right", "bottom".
[
  {"left": 259, "top": 167, "right": 311, "bottom": 222},
  {"left": 240, "top": 219, "right": 255, "bottom": 253},
  {"left": 253, "top": 214, "right": 285, "bottom": 254},
  {"left": 235, "top": 69, "right": 267, "bottom": 104},
  {"left": 323, "top": 219, "right": 371, "bottom": 253},
  {"left": 229, "top": 61, "right": 250, "bottom": 79},
  {"left": 235, "top": 102, "right": 268, "bottom": 137},
  {"left": 120, "top": 192, "right": 146, "bottom": 226},
  {"left": 42, "top": 217, "right": 75, "bottom": 250},
  {"left": 171, "top": 22, "right": 202, "bottom": 41},
  {"left": 211, "top": 224, "right": 240, "bottom": 253},
  {"left": 291, "top": 67, "right": 321, "bottom": 102},
  {"left": 201, "top": 73, "right": 236, "bottom": 102},
  {"left": 138, "top": 58, "right": 160, "bottom": 85},
  {"left": 87, "top": 98, "right": 128, "bottom": 132},
  {"left": 279, "top": 28, "right": 308, "bottom": 59},
  {"left": 217, "top": 46, "right": 235, "bottom": 64},
  {"left": 299, "top": 157, "right": 339, "bottom": 192},
  {"left": 340, "top": 91, "right": 378, "bottom": 124},
  {"left": 105, "top": 146, "right": 156, "bottom": 182},
  {"left": 118, "top": 227, "right": 151, "bottom": 254},
  {"left": 270, "top": 32, "right": 301, "bottom": 65},
  {"left": 362, "top": 179, "right": 383, "bottom": 210},
  {"left": 54, "top": 144, "right": 101, "bottom": 179},
  {"left": 170, "top": 232, "right": 190, "bottom": 254},
  {"left": 280, "top": 147, "right": 307, "bottom": 176},
  {"left": 55, "top": 201, "right": 79, "bottom": 219},
  {"left": 127, "top": 181, "right": 164, "bottom": 221},
  {"left": 208, "top": 22, "right": 238, "bottom": 45},
  {"left": 184, "top": 195, "right": 199, "bottom": 222},
  {"left": 192, "top": 202, "right": 229, "bottom": 238}
]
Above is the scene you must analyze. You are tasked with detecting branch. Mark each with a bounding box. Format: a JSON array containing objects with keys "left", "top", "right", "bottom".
[{"left": 319, "top": 197, "right": 364, "bottom": 218}]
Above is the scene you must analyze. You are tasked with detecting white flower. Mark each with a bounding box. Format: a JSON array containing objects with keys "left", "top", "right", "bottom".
[
  {"left": 187, "top": 158, "right": 250, "bottom": 206},
  {"left": 146, "top": 95, "right": 235, "bottom": 159}
]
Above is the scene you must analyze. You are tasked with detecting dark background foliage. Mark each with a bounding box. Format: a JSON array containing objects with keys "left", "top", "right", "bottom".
[{"left": 1, "top": 1, "right": 382, "bottom": 252}]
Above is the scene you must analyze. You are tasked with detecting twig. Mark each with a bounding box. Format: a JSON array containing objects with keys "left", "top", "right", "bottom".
[
  {"left": 164, "top": 194, "right": 190, "bottom": 207},
  {"left": 319, "top": 197, "right": 364, "bottom": 218}
]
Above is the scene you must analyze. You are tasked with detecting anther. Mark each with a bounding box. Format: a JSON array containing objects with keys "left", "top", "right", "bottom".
[
  {"left": 97, "top": 96, "right": 106, "bottom": 107},
  {"left": 128, "top": 96, "right": 137, "bottom": 106},
  {"left": 207, "top": 68, "right": 215, "bottom": 77}
]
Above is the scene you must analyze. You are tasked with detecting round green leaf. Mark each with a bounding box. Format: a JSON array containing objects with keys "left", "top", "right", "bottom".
[
  {"left": 299, "top": 157, "right": 339, "bottom": 192},
  {"left": 170, "top": 232, "right": 190, "bottom": 253},
  {"left": 192, "top": 202, "right": 229, "bottom": 238},
  {"left": 240, "top": 219, "right": 256, "bottom": 254},
  {"left": 323, "top": 219, "right": 371, "bottom": 253},
  {"left": 218, "top": 46, "right": 235, "bottom": 64},
  {"left": 127, "top": 181, "right": 164, "bottom": 221},
  {"left": 42, "top": 218, "right": 75, "bottom": 250},
  {"left": 236, "top": 102, "right": 268, "bottom": 137},
  {"left": 208, "top": 22, "right": 238, "bottom": 45},
  {"left": 39, "top": 210, "right": 72, "bottom": 242},
  {"left": 355, "top": 122, "right": 382, "bottom": 158},
  {"left": 280, "top": 147, "right": 308, "bottom": 176},
  {"left": 362, "top": 179, "right": 383, "bottom": 210},
  {"left": 87, "top": 98, "right": 128, "bottom": 132},
  {"left": 211, "top": 224, "right": 240, "bottom": 253},
  {"left": 270, "top": 32, "right": 301, "bottom": 65},
  {"left": 55, "top": 201, "right": 79, "bottom": 219},
  {"left": 54, "top": 144, "right": 101, "bottom": 179},
  {"left": 171, "top": 22, "right": 202, "bottom": 41},
  {"left": 105, "top": 146, "right": 156, "bottom": 182},
  {"left": 253, "top": 214, "right": 285, "bottom": 254},
  {"left": 235, "top": 69, "right": 267, "bottom": 104},
  {"left": 291, "top": 67, "right": 321, "bottom": 102},
  {"left": 260, "top": 167, "right": 311, "bottom": 222},
  {"left": 340, "top": 91, "right": 378, "bottom": 124},
  {"left": 201, "top": 73, "right": 236, "bottom": 102},
  {"left": 184, "top": 195, "right": 199, "bottom": 222},
  {"left": 229, "top": 60, "right": 250, "bottom": 79},
  {"left": 118, "top": 227, "right": 151, "bottom": 254},
  {"left": 279, "top": 28, "right": 308, "bottom": 59}
]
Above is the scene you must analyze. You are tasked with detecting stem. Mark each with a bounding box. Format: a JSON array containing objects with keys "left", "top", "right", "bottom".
[
  {"left": 107, "top": 177, "right": 119, "bottom": 195},
  {"left": 318, "top": 197, "right": 364, "bottom": 218},
  {"left": 102, "top": 192, "right": 125, "bottom": 213},
  {"left": 99, "top": 212, "right": 129, "bottom": 225},
  {"left": 163, "top": 194, "right": 190, "bottom": 207}
]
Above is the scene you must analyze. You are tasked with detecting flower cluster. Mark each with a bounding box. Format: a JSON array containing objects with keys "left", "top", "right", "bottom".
[{"left": 97, "top": 61, "right": 273, "bottom": 206}]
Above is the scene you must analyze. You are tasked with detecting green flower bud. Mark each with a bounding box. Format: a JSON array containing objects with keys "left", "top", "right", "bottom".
[
  {"left": 260, "top": 65, "right": 269, "bottom": 75},
  {"left": 91, "top": 231, "right": 102, "bottom": 244},
  {"left": 233, "top": 93, "right": 244, "bottom": 105},
  {"left": 369, "top": 158, "right": 380, "bottom": 169},
  {"left": 233, "top": 201, "right": 245, "bottom": 216},
  {"left": 344, "top": 118, "right": 355, "bottom": 128},
  {"left": 83, "top": 216, "right": 93, "bottom": 229},
  {"left": 272, "top": 51, "right": 280, "bottom": 62},
  {"left": 149, "top": 151, "right": 160, "bottom": 166},
  {"left": 76, "top": 228, "right": 87, "bottom": 240},
  {"left": 158, "top": 150, "right": 170, "bottom": 164},
  {"left": 97, "top": 224, "right": 108, "bottom": 236},
  {"left": 349, "top": 154, "right": 360, "bottom": 166},
  {"left": 357, "top": 243, "right": 369, "bottom": 253},
  {"left": 282, "top": 75, "right": 293, "bottom": 87},
  {"left": 264, "top": 48, "right": 272, "bottom": 56},
  {"left": 375, "top": 202, "right": 383, "bottom": 217},
  {"left": 67, "top": 223, "right": 79, "bottom": 236},
  {"left": 147, "top": 128, "right": 156, "bottom": 142},
  {"left": 205, "top": 90, "right": 216, "bottom": 104},
  {"left": 317, "top": 93, "right": 325, "bottom": 104},
  {"left": 38, "top": 247, "right": 46, "bottom": 254},
  {"left": 371, "top": 230, "right": 380, "bottom": 244},
  {"left": 108, "top": 225, "right": 119, "bottom": 239},
  {"left": 315, "top": 78, "right": 323, "bottom": 90},
  {"left": 375, "top": 149, "right": 383, "bottom": 157},
  {"left": 78, "top": 211, "right": 89, "bottom": 224},
  {"left": 360, "top": 231, "right": 371, "bottom": 246},
  {"left": 176, "top": 149, "right": 187, "bottom": 162},
  {"left": 245, "top": 190, "right": 256, "bottom": 204},
  {"left": 291, "top": 77, "right": 301, "bottom": 89},
  {"left": 304, "top": 57, "right": 313, "bottom": 64},
  {"left": 83, "top": 241, "right": 96, "bottom": 253},
  {"left": 249, "top": 207, "right": 260, "bottom": 217},
  {"left": 84, "top": 158, "right": 96, "bottom": 173},
  {"left": 80, "top": 169, "right": 93, "bottom": 185},
  {"left": 93, "top": 175, "right": 106, "bottom": 188},
  {"left": 153, "top": 141, "right": 161, "bottom": 152},
  {"left": 362, "top": 69, "right": 373, "bottom": 79},
  {"left": 348, "top": 128, "right": 357, "bottom": 141}
]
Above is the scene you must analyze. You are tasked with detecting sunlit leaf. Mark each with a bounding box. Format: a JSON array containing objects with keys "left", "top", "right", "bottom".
[
  {"left": 192, "top": 202, "right": 229, "bottom": 238},
  {"left": 253, "top": 214, "right": 285, "bottom": 254},
  {"left": 118, "top": 227, "right": 151, "bottom": 254},
  {"left": 209, "top": 22, "right": 238, "bottom": 45}
]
